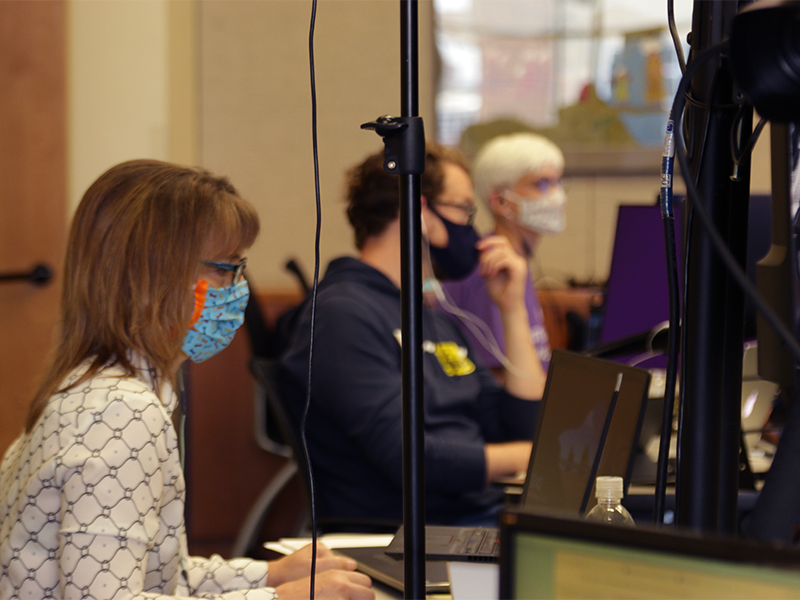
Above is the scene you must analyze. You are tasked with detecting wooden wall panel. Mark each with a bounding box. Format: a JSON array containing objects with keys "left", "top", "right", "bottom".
[{"left": 0, "top": 1, "right": 66, "bottom": 456}]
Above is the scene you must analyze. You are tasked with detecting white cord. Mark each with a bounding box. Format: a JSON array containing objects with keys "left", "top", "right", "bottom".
[{"left": 420, "top": 221, "right": 533, "bottom": 380}]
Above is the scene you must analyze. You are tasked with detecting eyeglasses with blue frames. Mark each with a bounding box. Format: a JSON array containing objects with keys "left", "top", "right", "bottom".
[
  {"left": 531, "top": 177, "right": 563, "bottom": 194},
  {"left": 202, "top": 258, "right": 247, "bottom": 285}
]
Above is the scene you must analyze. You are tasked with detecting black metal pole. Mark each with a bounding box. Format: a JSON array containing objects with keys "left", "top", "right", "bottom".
[
  {"left": 677, "top": 0, "right": 751, "bottom": 533},
  {"left": 718, "top": 101, "right": 753, "bottom": 533},
  {"left": 746, "top": 123, "right": 800, "bottom": 544},
  {"left": 399, "top": 1, "right": 426, "bottom": 598}
]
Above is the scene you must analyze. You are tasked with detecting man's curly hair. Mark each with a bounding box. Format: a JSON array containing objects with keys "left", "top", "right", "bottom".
[{"left": 345, "top": 141, "right": 470, "bottom": 250}]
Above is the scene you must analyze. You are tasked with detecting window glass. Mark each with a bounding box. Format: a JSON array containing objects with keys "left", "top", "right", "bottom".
[{"left": 434, "top": 0, "right": 692, "bottom": 149}]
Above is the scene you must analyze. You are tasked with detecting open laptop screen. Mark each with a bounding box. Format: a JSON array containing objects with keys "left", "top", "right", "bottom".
[{"left": 521, "top": 350, "right": 650, "bottom": 515}]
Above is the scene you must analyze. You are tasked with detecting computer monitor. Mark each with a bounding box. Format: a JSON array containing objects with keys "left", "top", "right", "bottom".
[
  {"left": 500, "top": 509, "right": 800, "bottom": 599},
  {"left": 597, "top": 198, "right": 771, "bottom": 368},
  {"left": 598, "top": 204, "right": 683, "bottom": 369}
]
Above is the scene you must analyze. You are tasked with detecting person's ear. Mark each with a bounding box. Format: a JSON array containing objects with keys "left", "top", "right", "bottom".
[
  {"left": 420, "top": 194, "right": 435, "bottom": 223},
  {"left": 421, "top": 197, "right": 448, "bottom": 248},
  {"left": 490, "top": 189, "right": 515, "bottom": 219},
  {"left": 487, "top": 190, "right": 502, "bottom": 211}
]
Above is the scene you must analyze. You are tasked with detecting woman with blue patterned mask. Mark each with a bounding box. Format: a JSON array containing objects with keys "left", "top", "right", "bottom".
[
  {"left": 182, "top": 254, "right": 250, "bottom": 363},
  {"left": 0, "top": 159, "right": 373, "bottom": 600}
]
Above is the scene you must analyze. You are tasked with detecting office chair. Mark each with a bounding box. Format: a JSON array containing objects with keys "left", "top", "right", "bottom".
[
  {"left": 239, "top": 357, "right": 402, "bottom": 542},
  {"left": 233, "top": 270, "right": 309, "bottom": 557},
  {"left": 284, "top": 258, "right": 311, "bottom": 295},
  {"left": 232, "top": 357, "right": 313, "bottom": 558},
  {"left": 241, "top": 258, "right": 311, "bottom": 452}
]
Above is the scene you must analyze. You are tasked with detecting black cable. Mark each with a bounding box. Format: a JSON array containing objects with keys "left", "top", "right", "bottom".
[
  {"left": 671, "top": 43, "right": 800, "bottom": 367},
  {"left": 662, "top": 40, "right": 720, "bottom": 524},
  {"left": 656, "top": 215, "right": 681, "bottom": 524},
  {"left": 731, "top": 111, "right": 768, "bottom": 166},
  {"left": 668, "top": 0, "right": 687, "bottom": 75},
  {"left": 686, "top": 54, "right": 722, "bottom": 176},
  {"left": 729, "top": 105, "right": 747, "bottom": 163},
  {"left": 674, "top": 202, "right": 693, "bottom": 524},
  {"left": 301, "top": 0, "right": 321, "bottom": 596},
  {"left": 662, "top": 4, "right": 690, "bottom": 521},
  {"left": 671, "top": 43, "right": 750, "bottom": 526},
  {"left": 654, "top": 108, "right": 681, "bottom": 525}
]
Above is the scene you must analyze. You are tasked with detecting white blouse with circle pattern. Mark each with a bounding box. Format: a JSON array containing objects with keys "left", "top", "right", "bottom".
[{"left": 0, "top": 359, "right": 278, "bottom": 600}]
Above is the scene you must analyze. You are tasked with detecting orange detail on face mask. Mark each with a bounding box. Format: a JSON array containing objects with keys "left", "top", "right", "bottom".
[{"left": 188, "top": 279, "right": 209, "bottom": 328}]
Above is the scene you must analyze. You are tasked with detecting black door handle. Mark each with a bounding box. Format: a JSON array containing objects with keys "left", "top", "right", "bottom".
[{"left": 0, "top": 263, "right": 53, "bottom": 285}]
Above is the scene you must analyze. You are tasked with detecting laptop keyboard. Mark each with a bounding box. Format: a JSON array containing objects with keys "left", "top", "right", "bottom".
[{"left": 462, "top": 528, "right": 499, "bottom": 556}]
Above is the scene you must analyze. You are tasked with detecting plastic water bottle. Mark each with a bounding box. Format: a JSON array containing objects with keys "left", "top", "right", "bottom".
[{"left": 584, "top": 476, "right": 635, "bottom": 526}]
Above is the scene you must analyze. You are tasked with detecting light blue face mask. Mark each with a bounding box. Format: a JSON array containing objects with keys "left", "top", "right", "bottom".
[
  {"left": 182, "top": 279, "right": 249, "bottom": 363},
  {"left": 422, "top": 277, "right": 439, "bottom": 294}
]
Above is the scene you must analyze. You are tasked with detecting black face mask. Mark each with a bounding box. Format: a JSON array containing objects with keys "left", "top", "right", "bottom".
[{"left": 427, "top": 208, "right": 481, "bottom": 280}]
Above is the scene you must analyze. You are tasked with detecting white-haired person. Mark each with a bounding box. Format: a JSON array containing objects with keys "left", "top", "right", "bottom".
[{"left": 440, "top": 132, "right": 566, "bottom": 386}]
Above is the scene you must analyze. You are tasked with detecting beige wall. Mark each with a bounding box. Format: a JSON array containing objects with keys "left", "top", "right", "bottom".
[
  {"left": 67, "top": 0, "right": 171, "bottom": 210},
  {"left": 65, "top": 0, "right": 775, "bottom": 289},
  {"left": 198, "top": 0, "right": 437, "bottom": 289}
]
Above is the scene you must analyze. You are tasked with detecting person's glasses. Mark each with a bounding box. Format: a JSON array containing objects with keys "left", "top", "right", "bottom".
[
  {"left": 434, "top": 200, "right": 478, "bottom": 226},
  {"left": 533, "top": 177, "right": 563, "bottom": 194},
  {"left": 202, "top": 258, "right": 247, "bottom": 285}
]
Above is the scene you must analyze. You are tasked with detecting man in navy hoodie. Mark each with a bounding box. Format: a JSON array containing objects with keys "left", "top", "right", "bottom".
[{"left": 281, "top": 142, "right": 544, "bottom": 527}]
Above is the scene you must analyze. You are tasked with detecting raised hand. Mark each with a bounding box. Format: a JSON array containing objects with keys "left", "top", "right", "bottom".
[{"left": 477, "top": 234, "right": 528, "bottom": 314}]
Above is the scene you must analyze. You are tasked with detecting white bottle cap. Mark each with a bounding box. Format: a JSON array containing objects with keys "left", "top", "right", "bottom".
[{"left": 595, "top": 475, "right": 624, "bottom": 500}]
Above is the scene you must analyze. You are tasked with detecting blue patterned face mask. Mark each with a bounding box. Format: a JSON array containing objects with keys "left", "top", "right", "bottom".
[{"left": 182, "top": 279, "right": 249, "bottom": 363}]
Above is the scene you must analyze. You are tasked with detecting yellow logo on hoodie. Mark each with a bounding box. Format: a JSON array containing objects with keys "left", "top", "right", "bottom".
[
  {"left": 393, "top": 330, "right": 475, "bottom": 377},
  {"left": 430, "top": 341, "right": 475, "bottom": 377}
]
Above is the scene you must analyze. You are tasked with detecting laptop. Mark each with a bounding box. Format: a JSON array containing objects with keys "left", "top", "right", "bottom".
[
  {"left": 385, "top": 525, "right": 501, "bottom": 562},
  {"left": 384, "top": 350, "right": 651, "bottom": 562},
  {"left": 335, "top": 546, "right": 450, "bottom": 595}
]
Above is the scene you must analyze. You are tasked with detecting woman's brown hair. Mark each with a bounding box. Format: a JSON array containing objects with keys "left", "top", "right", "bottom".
[{"left": 25, "top": 159, "right": 260, "bottom": 432}]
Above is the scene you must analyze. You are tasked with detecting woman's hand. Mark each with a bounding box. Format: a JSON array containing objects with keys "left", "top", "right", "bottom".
[
  {"left": 477, "top": 235, "right": 546, "bottom": 399},
  {"left": 477, "top": 235, "right": 528, "bottom": 314},
  {"left": 268, "top": 543, "right": 357, "bottom": 588}
]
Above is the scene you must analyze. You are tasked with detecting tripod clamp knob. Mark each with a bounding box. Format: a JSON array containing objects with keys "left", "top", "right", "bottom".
[{"left": 361, "top": 115, "right": 425, "bottom": 175}]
